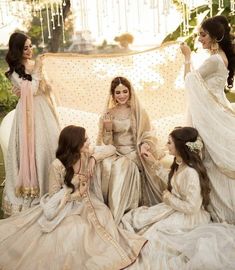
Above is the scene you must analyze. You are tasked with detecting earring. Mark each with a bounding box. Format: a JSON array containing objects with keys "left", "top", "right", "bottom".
[{"left": 210, "top": 41, "right": 219, "bottom": 54}]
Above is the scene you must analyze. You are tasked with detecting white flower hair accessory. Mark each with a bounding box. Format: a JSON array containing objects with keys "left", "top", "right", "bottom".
[{"left": 185, "top": 137, "right": 203, "bottom": 153}]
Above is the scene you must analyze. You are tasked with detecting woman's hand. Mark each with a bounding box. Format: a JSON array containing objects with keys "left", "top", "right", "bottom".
[
  {"left": 103, "top": 112, "right": 113, "bottom": 132},
  {"left": 12, "top": 85, "right": 21, "bottom": 97},
  {"left": 142, "top": 149, "right": 156, "bottom": 163},
  {"left": 180, "top": 42, "right": 191, "bottom": 60},
  {"left": 88, "top": 156, "right": 96, "bottom": 177},
  {"left": 162, "top": 189, "right": 171, "bottom": 203},
  {"left": 140, "top": 142, "right": 150, "bottom": 156}
]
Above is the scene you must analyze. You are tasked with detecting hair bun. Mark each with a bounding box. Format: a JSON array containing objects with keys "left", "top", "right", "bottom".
[{"left": 214, "top": 15, "right": 230, "bottom": 34}]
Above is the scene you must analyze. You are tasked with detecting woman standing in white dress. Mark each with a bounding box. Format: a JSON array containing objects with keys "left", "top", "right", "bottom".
[
  {"left": 180, "top": 16, "right": 235, "bottom": 224},
  {"left": 2, "top": 32, "right": 60, "bottom": 215}
]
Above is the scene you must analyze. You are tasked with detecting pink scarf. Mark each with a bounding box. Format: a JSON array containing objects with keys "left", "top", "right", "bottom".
[{"left": 15, "top": 79, "right": 39, "bottom": 198}]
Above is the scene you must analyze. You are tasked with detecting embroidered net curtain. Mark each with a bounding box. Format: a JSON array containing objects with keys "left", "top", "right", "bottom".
[{"left": 42, "top": 42, "right": 185, "bottom": 144}]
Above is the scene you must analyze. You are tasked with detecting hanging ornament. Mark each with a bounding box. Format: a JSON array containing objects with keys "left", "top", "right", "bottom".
[
  {"left": 60, "top": 1, "right": 66, "bottom": 44},
  {"left": 230, "top": 0, "right": 235, "bottom": 15},
  {"left": 46, "top": 3, "right": 51, "bottom": 39},
  {"left": 56, "top": 3, "right": 61, "bottom": 26},
  {"left": 208, "top": 0, "right": 212, "bottom": 17},
  {"left": 39, "top": 4, "right": 45, "bottom": 47}
]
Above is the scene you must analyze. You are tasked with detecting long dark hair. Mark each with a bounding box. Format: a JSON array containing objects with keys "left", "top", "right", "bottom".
[
  {"left": 110, "top": 76, "right": 132, "bottom": 99},
  {"left": 5, "top": 32, "right": 32, "bottom": 81},
  {"left": 201, "top": 15, "right": 235, "bottom": 88},
  {"left": 56, "top": 125, "right": 86, "bottom": 193},
  {"left": 168, "top": 127, "right": 210, "bottom": 210}
]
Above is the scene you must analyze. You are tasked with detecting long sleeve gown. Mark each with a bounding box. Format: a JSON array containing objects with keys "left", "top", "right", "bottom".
[
  {"left": 0, "top": 147, "right": 146, "bottom": 270},
  {"left": 2, "top": 57, "right": 60, "bottom": 215},
  {"left": 185, "top": 54, "right": 235, "bottom": 224},
  {"left": 122, "top": 164, "right": 235, "bottom": 270},
  {"left": 95, "top": 86, "right": 164, "bottom": 225}
]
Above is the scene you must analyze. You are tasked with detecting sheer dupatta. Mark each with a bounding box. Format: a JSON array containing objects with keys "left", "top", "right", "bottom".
[
  {"left": 15, "top": 69, "right": 39, "bottom": 198},
  {"left": 185, "top": 68, "right": 235, "bottom": 179},
  {"left": 97, "top": 82, "right": 165, "bottom": 206}
]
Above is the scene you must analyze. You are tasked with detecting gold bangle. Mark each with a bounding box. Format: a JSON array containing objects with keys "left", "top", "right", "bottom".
[{"left": 89, "top": 156, "right": 96, "bottom": 163}]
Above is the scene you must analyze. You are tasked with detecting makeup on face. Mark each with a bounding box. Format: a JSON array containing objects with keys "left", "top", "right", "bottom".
[
  {"left": 198, "top": 28, "right": 212, "bottom": 50},
  {"left": 167, "top": 136, "right": 177, "bottom": 157},
  {"left": 22, "top": 39, "right": 33, "bottom": 60},
  {"left": 114, "top": 84, "right": 130, "bottom": 105}
]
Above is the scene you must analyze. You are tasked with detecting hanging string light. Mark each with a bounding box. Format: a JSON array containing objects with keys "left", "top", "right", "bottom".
[
  {"left": 1, "top": 0, "right": 235, "bottom": 49},
  {"left": 221, "top": 0, "right": 224, "bottom": 8},
  {"left": 231, "top": 0, "right": 235, "bottom": 14},
  {"left": 208, "top": 0, "right": 213, "bottom": 17},
  {"left": 60, "top": 1, "right": 65, "bottom": 43},
  {"left": 39, "top": 3, "right": 45, "bottom": 47},
  {"left": 46, "top": 3, "right": 51, "bottom": 38}
]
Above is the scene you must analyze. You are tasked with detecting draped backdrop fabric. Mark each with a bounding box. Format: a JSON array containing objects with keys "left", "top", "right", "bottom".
[{"left": 40, "top": 42, "right": 186, "bottom": 145}]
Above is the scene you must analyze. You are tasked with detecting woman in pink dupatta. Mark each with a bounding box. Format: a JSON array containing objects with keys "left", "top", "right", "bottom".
[{"left": 1, "top": 32, "right": 60, "bottom": 216}]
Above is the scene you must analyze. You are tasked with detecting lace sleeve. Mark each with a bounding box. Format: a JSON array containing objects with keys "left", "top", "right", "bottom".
[
  {"left": 196, "top": 55, "right": 219, "bottom": 79},
  {"left": 150, "top": 160, "right": 169, "bottom": 186},
  {"left": 31, "top": 55, "right": 42, "bottom": 94},
  {"left": 10, "top": 58, "right": 41, "bottom": 95},
  {"left": 98, "top": 116, "right": 113, "bottom": 145},
  {"left": 163, "top": 169, "right": 202, "bottom": 214},
  {"left": 48, "top": 160, "right": 64, "bottom": 196}
]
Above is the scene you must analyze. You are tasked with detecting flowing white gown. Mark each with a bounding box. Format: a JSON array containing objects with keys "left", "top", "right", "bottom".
[
  {"left": 122, "top": 164, "right": 235, "bottom": 270},
  {"left": 185, "top": 54, "right": 235, "bottom": 224},
  {"left": 2, "top": 58, "right": 60, "bottom": 215},
  {"left": 0, "top": 153, "right": 146, "bottom": 270}
]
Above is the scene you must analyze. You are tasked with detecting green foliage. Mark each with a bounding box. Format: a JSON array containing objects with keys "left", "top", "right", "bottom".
[
  {"left": 226, "top": 91, "right": 235, "bottom": 103},
  {"left": 163, "top": 1, "right": 235, "bottom": 51},
  {"left": 26, "top": 8, "right": 74, "bottom": 52},
  {"left": 0, "top": 71, "right": 18, "bottom": 113},
  {"left": 27, "top": 16, "right": 44, "bottom": 49}
]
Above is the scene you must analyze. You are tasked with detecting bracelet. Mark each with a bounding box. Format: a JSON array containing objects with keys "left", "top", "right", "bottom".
[{"left": 89, "top": 156, "right": 96, "bottom": 163}]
